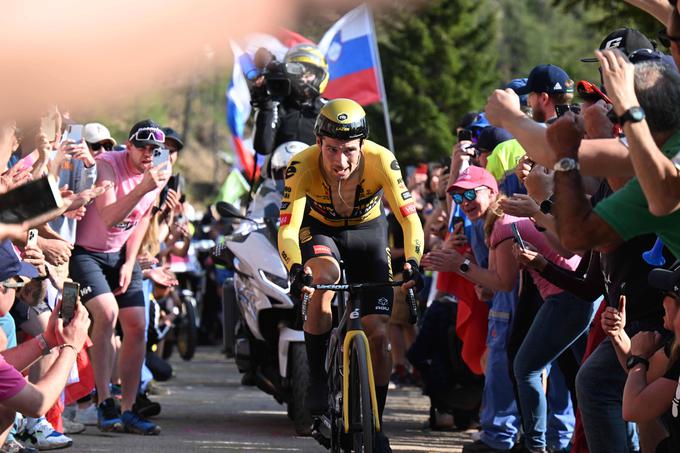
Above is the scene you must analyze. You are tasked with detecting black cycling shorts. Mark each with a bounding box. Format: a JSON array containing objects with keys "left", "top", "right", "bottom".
[
  {"left": 300, "top": 215, "right": 393, "bottom": 317},
  {"left": 69, "top": 246, "right": 145, "bottom": 309}
]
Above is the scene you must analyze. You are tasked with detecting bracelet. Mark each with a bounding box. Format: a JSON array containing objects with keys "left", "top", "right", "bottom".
[{"left": 58, "top": 344, "right": 78, "bottom": 355}]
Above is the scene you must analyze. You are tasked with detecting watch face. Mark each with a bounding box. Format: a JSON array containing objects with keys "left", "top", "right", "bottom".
[{"left": 631, "top": 107, "right": 645, "bottom": 121}]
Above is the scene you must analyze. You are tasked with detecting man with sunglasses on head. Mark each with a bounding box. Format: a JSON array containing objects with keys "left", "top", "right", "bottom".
[{"left": 69, "top": 119, "right": 169, "bottom": 435}]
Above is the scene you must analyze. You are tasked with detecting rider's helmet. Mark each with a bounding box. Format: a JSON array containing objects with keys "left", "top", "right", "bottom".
[
  {"left": 314, "top": 98, "right": 369, "bottom": 141},
  {"left": 283, "top": 44, "right": 329, "bottom": 96},
  {"left": 264, "top": 141, "right": 308, "bottom": 180}
]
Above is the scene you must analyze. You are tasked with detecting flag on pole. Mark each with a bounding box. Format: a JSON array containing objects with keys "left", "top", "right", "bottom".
[
  {"left": 318, "top": 4, "right": 382, "bottom": 106},
  {"left": 225, "top": 29, "right": 311, "bottom": 178}
]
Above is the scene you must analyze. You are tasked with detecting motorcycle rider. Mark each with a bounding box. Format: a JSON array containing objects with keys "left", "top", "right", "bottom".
[
  {"left": 251, "top": 43, "right": 328, "bottom": 155},
  {"left": 278, "top": 98, "right": 425, "bottom": 452}
]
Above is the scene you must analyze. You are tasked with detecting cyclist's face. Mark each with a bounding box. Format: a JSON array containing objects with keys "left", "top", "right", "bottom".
[{"left": 319, "top": 137, "right": 362, "bottom": 180}]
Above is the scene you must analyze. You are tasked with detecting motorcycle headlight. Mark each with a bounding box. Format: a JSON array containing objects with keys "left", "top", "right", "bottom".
[{"left": 258, "top": 269, "right": 289, "bottom": 290}]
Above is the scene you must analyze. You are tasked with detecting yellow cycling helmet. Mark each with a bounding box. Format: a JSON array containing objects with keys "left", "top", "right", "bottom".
[
  {"left": 284, "top": 44, "right": 329, "bottom": 94},
  {"left": 314, "top": 98, "right": 369, "bottom": 140}
]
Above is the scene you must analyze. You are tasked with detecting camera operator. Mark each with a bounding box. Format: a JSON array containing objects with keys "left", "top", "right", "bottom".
[{"left": 251, "top": 44, "right": 329, "bottom": 156}]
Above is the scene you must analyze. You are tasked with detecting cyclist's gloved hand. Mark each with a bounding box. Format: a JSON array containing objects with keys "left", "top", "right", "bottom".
[
  {"left": 289, "top": 263, "right": 312, "bottom": 299},
  {"left": 403, "top": 259, "right": 425, "bottom": 292}
]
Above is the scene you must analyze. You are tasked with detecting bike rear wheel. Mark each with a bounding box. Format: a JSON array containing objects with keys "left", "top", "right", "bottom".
[
  {"left": 176, "top": 296, "right": 198, "bottom": 361},
  {"left": 348, "top": 339, "right": 375, "bottom": 452}
]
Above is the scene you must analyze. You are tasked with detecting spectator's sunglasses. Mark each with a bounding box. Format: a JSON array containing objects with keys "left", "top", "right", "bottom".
[
  {"left": 576, "top": 80, "right": 612, "bottom": 105},
  {"left": 450, "top": 187, "right": 487, "bottom": 205},
  {"left": 88, "top": 142, "right": 113, "bottom": 151},
  {"left": 658, "top": 29, "right": 680, "bottom": 48},
  {"left": 129, "top": 127, "right": 165, "bottom": 143}
]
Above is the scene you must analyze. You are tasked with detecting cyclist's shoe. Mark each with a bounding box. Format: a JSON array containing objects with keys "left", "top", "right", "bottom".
[
  {"left": 121, "top": 411, "right": 161, "bottom": 435},
  {"left": 97, "top": 398, "right": 123, "bottom": 432},
  {"left": 133, "top": 392, "right": 161, "bottom": 418},
  {"left": 375, "top": 431, "right": 393, "bottom": 453},
  {"left": 20, "top": 418, "right": 73, "bottom": 451},
  {"left": 308, "top": 379, "right": 329, "bottom": 416}
]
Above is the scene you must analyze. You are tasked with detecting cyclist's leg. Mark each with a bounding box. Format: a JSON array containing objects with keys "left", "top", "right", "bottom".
[
  {"left": 300, "top": 225, "right": 341, "bottom": 414},
  {"left": 342, "top": 217, "right": 393, "bottom": 423}
]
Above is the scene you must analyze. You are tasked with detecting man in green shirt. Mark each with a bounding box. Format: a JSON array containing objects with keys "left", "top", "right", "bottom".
[{"left": 547, "top": 57, "right": 680, "bottom": 259}]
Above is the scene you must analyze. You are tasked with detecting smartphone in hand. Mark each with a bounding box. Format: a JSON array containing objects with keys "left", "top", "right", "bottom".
[
  {"left": 26, "top": 229, "right": 38, "bottom": 247},
  {"left": 511, "top": 223, "right": 526, "bottom": 250},
  {"left": 60, "top": 281, "right": 80, "bottom": 325},
  {"left": 152, "top": 148, "right": 170, "bottom": 168},
  {"left": 66, "top": 124, "right": 83, "bottom": 143}
]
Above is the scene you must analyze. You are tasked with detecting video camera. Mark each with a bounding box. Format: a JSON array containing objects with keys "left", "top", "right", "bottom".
[{"left": 263, "top": 60, "right": 309, "bottom": 100}]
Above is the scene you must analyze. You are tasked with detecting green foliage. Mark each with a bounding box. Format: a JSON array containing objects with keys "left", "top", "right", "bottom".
[{"left": 371, "top": 0, "right": 501, "bottom": 164}]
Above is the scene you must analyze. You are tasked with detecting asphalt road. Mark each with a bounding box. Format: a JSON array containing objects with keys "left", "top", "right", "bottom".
[{"left": 67, "top": 347, "right": 474, "bottom": 452}]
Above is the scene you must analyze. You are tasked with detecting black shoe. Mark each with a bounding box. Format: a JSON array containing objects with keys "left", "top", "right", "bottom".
[
  {"left": 97, "top": 398, "right": 123, "bottom": 433},
  {"left": 133, "top": 392, "right": 161, "bottom": 418},
  {"left": 375, "top": 431, "right": 392, "bottom": 453},
  {"left": 307, "top": 379, "right": 328, "bottom": 416},
  {"left": 462, "top": 440, "right": 505, "bottom": 453},
  {"left": 241, "top": 371, "right": 257, "bottom": 386}
]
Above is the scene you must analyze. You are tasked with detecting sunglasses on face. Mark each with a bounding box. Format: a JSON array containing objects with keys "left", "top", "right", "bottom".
[
  {"left": 129, "top": 127, "right": 165, "bottom": 143},
  {"left": 451, "top": 187, "right": 487, "bottom": 204},
  {"left": 88, "top": 142, "right": 113, "bottom": 151}
]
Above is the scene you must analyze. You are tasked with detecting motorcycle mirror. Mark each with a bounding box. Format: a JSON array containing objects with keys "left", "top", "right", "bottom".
[{"left": 215, "top": 201, "right": 244, "bottom": 219}]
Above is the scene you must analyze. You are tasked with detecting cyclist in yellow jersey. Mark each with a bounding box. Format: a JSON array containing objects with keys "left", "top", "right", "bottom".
[{"left": 278, "top": 99, "right": 424, "bottom": 451}]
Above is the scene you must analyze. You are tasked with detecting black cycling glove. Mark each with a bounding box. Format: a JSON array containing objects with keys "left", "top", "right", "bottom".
[
  {"left": 289, "top": 263, "right": 312, "bottom": 299},
  {"left": 403, "top": 259, "right": 425, "bottom": 292}
]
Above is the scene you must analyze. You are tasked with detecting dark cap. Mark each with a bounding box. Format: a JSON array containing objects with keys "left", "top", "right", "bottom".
[
  {"left": 648, "top": 265, "right": 680, "bottom": 297},
  {"left": 514, "top": 65, "right": 574, "bottom": 95},
  {"left": 128, "top": 119, "right": 165, "bottom": 148},
  {"left": 472, "top": 126, "right": 513, "bottom": 153},
  {"left": 581, "top": 28, "right": 655, "bottom": 63},
  {"left": 162, "top": 127, "right": 184, "bottom": 152},
  {"left": 0, "top": 240, "right": 39, "bottom": 282},
  {"left": 506, "top": 78, "right": 529, "bottom": 106}
]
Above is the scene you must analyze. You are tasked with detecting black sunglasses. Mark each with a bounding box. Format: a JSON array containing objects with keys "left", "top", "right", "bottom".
[{"left": 88, "top": 142, "right": 113, "bottom": 151}]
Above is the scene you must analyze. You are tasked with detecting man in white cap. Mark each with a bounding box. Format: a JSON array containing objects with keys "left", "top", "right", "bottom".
[{"left": 83, "top": 122, "right": 116, "bottom": 158}]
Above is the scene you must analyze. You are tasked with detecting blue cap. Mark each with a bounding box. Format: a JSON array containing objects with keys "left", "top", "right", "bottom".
[
  {"left": 0, "top": 240, "right": 39, "bottom": 282},
  {"left": 506, "top": 78, "right": 529, "bottom": 106},
  {"left": 472, "top": 126, "right": 514, "bottom": 152},
  {"left": 515, "top": 64, "right": 574, "bottom": 95},
  {"left": 468, "top": 113, "right": 490, "bottom": 130},
  {"left": 628, "top": 48, "right": 676, "bottom": 67}
]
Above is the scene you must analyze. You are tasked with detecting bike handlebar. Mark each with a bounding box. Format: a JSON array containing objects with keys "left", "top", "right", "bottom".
[{"left": 301, "top": 280, "right": 418, "bottom": 325}]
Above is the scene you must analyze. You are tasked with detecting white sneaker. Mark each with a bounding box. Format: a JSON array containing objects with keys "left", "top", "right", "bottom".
[
  {"left": 22, "top": 418, "right": 73, "bottom": 451},
  {"left": 72, "top": 404, "right": 98, "bottom": 426},
  {"left": 61, "top": 418, "right": 85, "bottom": 435}
]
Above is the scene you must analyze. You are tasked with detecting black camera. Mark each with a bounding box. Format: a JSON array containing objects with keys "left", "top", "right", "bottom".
[
  {"left": 264, "top": 61, "right": 307, "bottom": 100},
  {"left": 555, "top": 104, "right": 582, "bottom": 117}
]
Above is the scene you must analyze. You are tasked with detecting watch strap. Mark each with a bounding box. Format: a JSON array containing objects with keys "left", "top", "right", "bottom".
[
  {"left": 626, "top": 355, "right": 650, "bottom": 371},
  {"left": 619, "top": 107, "right": 645, "bottom": 126}
]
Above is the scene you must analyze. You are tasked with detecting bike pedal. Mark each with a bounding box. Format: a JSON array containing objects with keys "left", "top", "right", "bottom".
[{"left": 311, "top": 417, "right": 331, "bottom": 449}]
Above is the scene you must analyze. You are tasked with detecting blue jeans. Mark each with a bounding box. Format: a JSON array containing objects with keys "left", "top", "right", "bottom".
[
  {"left": 576, "top": 336, "right": 644, "bottom": 453},
  {"left": 513, "top": 292, "right": 598, "bottom": 450},
  {"left": 480, "top": 290, "right": 521, "bottom": 451}
]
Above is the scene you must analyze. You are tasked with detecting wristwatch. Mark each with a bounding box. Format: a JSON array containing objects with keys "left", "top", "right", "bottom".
[
  {"left": 618, "top": 106, "right": 645, "bottom": 126},
  {"left": 625, "top": 355, "right": 650, "bottom": 371},
  {"left": 553, "top": 157, "right": 579, "bottom": 172},
  {"left": 539, "top": 197, "right": 554, "bottom": 215},
  {"left": 459, "top": 258, "right": 471, "bottom": 274},
  {"left": 36, "top": 334, "right": 52, "bottom": 356}
]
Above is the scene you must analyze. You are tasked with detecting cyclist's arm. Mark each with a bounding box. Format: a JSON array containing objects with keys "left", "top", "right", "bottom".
[
  {"left": 277, "top": 163, "right": 308, "bottom": 271},
  {"left": 378, "top": 151, "right": 424, "bottom": 264},
  {"left": 252, "top": 103, "right": 279, "bottom": 155}
]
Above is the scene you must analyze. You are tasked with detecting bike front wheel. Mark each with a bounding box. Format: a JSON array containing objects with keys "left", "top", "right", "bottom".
[{"left": 348, "top": 339, "right": 375, "bottom": 452}]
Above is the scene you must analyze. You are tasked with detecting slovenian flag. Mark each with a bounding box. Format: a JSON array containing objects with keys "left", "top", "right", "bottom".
[
  {"left": 226, "top": 29, "right": 311, "bottom": 178},
  {"left": 318, "top": 4, "right": 382, "bottom": 106}
]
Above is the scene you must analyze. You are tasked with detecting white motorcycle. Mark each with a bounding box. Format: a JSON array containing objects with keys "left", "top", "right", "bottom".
[{"left": 215, "top": 141, "right": 312, "bottom": 435}]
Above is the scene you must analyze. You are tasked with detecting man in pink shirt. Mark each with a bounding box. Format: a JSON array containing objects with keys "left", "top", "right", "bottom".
[{"left": 70, "top": 120, "right": 169, "bottom": 435}]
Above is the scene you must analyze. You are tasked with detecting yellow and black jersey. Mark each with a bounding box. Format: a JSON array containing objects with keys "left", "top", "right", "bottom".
[{"left": 277, "top": 140, "right": 424, "bottom": 270}]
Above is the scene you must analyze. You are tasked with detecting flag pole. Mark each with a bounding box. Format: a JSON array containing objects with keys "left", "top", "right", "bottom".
[{"left": 367, "top": 6, "right": 395, "bottom": 154}]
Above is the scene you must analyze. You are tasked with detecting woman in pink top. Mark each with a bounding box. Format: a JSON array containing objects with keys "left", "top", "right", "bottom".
[{"left": 69, "top": 120, "right": 169, "bottom": 436}]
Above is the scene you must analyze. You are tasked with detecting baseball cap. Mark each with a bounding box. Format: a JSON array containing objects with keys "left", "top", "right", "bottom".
[
  {"left": 0, "top": 240, "right": 39, "bottom": 283},
  {"left": 447, "top": 166, "right": 499, "bottom": 194},
  {"left": 468, "top": 113, "right": 490, "bottom": 131},
  {"left": 128, "top": 119, "right": 165, "bottom": 148},
  {"left": 162, "top": 127, "right": 184, "bottom": 152},
  {"left": 506, "top": 78, "right": 529, "bottom": 106},
  {"left": 581, "top": 28, "right": 654, "bottom": 63},
  {"left": 83, "top": 123, "right": 116, "bottom": 146},
  {"left": 648, "top": 264, "right": 680, "bottom": 297},
  {"left": 471, "top": 126, "right": 513, "bottom": 153},
  {"left": 514, "top": 65, "right": 574, "bottom": 95}
]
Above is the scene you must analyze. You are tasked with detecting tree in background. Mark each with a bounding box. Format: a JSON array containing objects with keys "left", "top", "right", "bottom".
[{"left": 369, "top": 0, "right": 500, "bottom": 164}]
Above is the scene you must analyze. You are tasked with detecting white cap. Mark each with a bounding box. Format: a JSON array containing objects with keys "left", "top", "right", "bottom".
[{"left": 83, "top": 123, "right": 116, "bottom": 146}]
